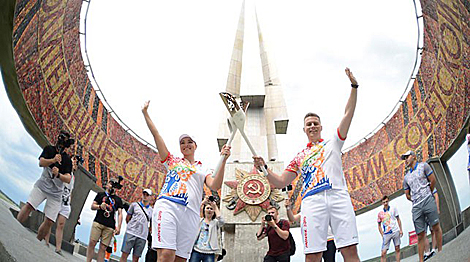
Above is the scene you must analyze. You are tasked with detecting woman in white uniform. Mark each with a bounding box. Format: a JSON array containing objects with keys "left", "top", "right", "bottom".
[{"left": 142, "top": 101, "right": 231, "bottom": 262}]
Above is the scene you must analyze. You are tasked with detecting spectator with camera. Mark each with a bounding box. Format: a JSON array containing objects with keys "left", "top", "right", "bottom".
[
  {"left": 86, "top": 177, "right": 124, "bottom": 262},
  {"left": 120, "top": 188, "right": 154, "bottom": 262},
  {"left": 17, "top": 130, "right": 73, "bottom": 242},
  {"left": 44, "top": 153, "right": 82, "bottom": 254},
  {"left": 189, "top": 195, "right": 225, "bottom": 262},
  {"left": 256, "top": 206, "right": 291, "bottom": 262}
]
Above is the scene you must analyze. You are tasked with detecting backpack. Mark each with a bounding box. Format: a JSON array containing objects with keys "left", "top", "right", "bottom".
[
  {"left": 287, "top": 232, "right": 296, "bottom": 256},
  {"left": 281, "top": 220, "right": 296, "bottom": 256}
]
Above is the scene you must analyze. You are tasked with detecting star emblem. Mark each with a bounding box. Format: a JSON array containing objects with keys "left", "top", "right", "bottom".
[{"left": 223, "top": 167, "right": 283, "bottom": 221}]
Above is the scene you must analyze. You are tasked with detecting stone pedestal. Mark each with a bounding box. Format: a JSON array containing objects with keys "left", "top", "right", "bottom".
[
  {"left": 224, "top": 224, "right": 268, "bottom": 262},
  {"left": 427, "top": 158, "right": 461, "bottom": 233},
  {"left": 63, "top": 165, "right": 101, "bottom": 243},
  {"left": 221, "top": 161, "right": 289, "bottom": 262}
]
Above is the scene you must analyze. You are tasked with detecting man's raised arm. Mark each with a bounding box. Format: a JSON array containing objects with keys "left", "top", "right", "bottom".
[{"left": 338, "top": 67, "right": 358, "bottom": 139}]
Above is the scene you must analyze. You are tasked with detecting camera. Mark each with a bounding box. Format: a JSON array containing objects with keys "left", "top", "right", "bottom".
[
  {"left": 73, "top": 155, "right": 84, "bottom": 164},
  {"left": 265, "top": 214, "right": 273, "bottom": 221},
  {"left": 57, "top": 131, "right": 75, "bottom": 150},
  {"left": 208, "top": 196, "right": 215, "bottom": 202}
]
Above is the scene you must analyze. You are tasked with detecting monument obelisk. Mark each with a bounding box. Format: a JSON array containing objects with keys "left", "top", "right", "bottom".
[{"left": 217, "top": 1, "right": 289, "bottom": 261}]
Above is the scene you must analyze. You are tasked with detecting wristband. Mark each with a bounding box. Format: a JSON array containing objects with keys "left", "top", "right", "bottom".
[{"left": 351, "top": 84, "right": 359, "bottom": 88}]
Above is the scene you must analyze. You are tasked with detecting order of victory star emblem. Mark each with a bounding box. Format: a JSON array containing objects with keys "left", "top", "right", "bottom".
[
  {"left": 223, "top": 168, "right": 283, "bottom": 221},
  {"left": 237, "top": 174, "right": 270, "bottom": 205}
]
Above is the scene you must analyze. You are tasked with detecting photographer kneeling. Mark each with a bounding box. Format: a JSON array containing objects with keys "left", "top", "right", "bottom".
[
  {"left": 86, "top": 177, "right": 124, "bottom": 262},
  {"left": 257, "top": 206, "right": 291, "bottom": 262}
]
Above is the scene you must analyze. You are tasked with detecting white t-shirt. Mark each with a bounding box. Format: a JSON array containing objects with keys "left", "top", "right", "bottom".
[
  {"left": 157, "top": 153, "right": 210, "bottom": 214},
  {"left": 377, "top": 206, "right": 400, "bottom": 234},
  {"left": 286, "top": 129, "right": 347, "bottom": 199},
  {"left": 126, "top": 202, "right": 153, "bottom": 240}
]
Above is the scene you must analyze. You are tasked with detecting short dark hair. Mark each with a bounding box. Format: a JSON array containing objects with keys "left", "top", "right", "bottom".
[
  {"left": 304, "top": 112, "right": 321, "bottom": 122},
  {"left": 382, "top": 195, "right": 389, "bottom": 201},
  {"left": 267, "top": 206, "right": 278, "bottom": 212}
]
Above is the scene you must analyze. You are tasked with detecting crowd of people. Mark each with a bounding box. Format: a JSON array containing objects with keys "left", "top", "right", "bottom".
[{"left": 14, "top": 67, "right": 451, "bottom": 262}]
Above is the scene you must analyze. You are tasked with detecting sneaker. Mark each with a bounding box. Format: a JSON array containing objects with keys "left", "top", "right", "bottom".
[
  {"left": 55, "top": 250, "right": 63, "bottom": 256},
  {"left": 424, "top": 253, "right": 430, "bottom": 261},
  {"left": 429, "top": 249, "right": 436, "bottom": 258}
]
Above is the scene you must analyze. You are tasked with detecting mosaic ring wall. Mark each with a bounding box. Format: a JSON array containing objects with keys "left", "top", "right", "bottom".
[{"left": 9, "top": 0, "right": 470, "bottom": 209}]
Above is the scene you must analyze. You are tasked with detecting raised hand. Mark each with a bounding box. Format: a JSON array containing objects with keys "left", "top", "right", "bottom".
[
  {"left": 345, "top": 67, "right": 358, "bottom": 86},
  {"left": 221, "top": 144, "right": 232, "bottom": 160},
  {"left": 252, "top": 156, "right": 266, "bottom": 170},
  {"left": 210, "top": 200, "right": 217, "bottom": 209},
  {"left": 285, "top": 199, "right": 292, "bottom": 209},
  {"left": 201, "top": 196, "right": 210, "bottom": 206},
  {"left": 142, "top": 100, "right": 150, "bottom": 113}
]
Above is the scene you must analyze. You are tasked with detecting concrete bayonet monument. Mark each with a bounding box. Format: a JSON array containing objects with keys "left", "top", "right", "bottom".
[{"left": 216, "top": 1, "right": 289, "bottom": 261}]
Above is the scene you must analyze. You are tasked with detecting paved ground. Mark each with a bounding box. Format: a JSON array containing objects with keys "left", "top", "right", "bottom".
[
  {"left": 0, "top": 198, "right": 85, "bottom": 262},
  {"left": 1, "top": 195, "right": 469, "bottom": 262},
  {"left": 399, "top": 228, "right": 470, "bottom": 262}
]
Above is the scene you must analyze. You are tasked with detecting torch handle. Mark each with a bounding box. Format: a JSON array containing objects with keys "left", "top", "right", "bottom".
[
  {"left": 239, "top": 130, "right": 269, "bottom": 176},
  {"left": 213, "top": 129, "right": 237, "bottom": 177}
]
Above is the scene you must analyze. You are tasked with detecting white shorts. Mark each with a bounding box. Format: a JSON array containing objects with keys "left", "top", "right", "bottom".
[
  {"left": 301, "top": 189, "right": 358, "bottom": 254},
  {"left": 27, "top": 186, "right": 61, "bottom": 223},
  {"left": 58, "top": 204, "right": 71, "bottom": 219},
  {"left": 151, "top": 198, "right": 200, "bottom": 259}
]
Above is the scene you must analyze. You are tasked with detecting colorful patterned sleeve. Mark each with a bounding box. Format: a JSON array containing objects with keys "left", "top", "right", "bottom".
[
  {"left": 161, "top": 153, "right": 175, "bottom": 169},
  {"left": 285, "top": 155, "right": 299, "bottom": 174}
]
